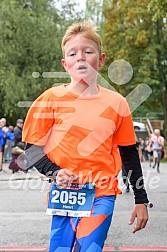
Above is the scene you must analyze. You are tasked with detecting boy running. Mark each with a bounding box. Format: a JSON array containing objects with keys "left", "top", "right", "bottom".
[{"left": 22, "top": 21, "right": 151, "bottom": 252}]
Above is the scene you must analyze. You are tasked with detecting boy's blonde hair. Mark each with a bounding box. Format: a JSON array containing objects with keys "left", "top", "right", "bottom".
[{"left": 62, "top": 21, "right": 102, "bottom": 55}]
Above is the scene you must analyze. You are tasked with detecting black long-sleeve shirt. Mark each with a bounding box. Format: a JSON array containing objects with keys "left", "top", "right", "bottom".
[
  {"left": 25, "top": 143, "right": 148, "bottom": 204},
  {"left": 118, "top": 145, "right": 148, "bottom": 204}
]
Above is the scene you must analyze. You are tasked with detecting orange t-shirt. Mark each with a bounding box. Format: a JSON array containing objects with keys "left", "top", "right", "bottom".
[{"left": 22, "top": 84, "right": 136, "bottom": 198}]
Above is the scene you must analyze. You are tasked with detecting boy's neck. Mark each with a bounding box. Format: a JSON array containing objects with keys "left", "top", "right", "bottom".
[{"left": 65, "top": 81, "right": 99, "bottom": 97}]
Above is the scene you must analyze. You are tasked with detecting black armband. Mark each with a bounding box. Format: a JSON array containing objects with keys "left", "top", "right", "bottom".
[
  {"left": 25, "top": 143, "right": 61, "bottom": 179},
  {"left": 118, "top": 144, "right": 149, "bottom": 204}
]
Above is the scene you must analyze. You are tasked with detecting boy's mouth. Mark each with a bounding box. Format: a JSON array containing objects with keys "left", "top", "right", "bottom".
[{"left": 77, "top": 65, "right": 87, "bottom": 70}]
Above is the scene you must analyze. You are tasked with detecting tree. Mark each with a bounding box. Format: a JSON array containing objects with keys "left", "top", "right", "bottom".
[
  {"left": 102, "top": 0, "right": 167, "bottom": 136},
  {"left": 148, "top": 0, "right": 167, "bottom": 136},
  {"left": 0, "top": 0, "right": 83, "bottom": 124},
  {"left": 0, "top": 0, "right": 60, "bottom": 123},
  {"left": 85, "top": 0, "right": 104, "bottom": 26}
]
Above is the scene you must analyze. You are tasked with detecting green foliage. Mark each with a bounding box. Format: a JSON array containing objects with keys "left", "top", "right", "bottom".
[
  {"left": 85, "top": 0, "right": 104, "bottom": 26},
  {"left": 148, "top": 0, "right": 167, "bottom": 20},
  {"left": 102, "top": 0, "right": 167, "bottom": 137},
  {"left": 0, "top": 0, "right": 83, "bottom": 125}
]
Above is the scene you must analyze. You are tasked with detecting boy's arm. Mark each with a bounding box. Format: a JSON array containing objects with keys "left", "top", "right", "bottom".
[
  {"left": 118, "top": 144, "right": 149, "bottom": 233},
  {"left": 25, "top": 143, "right": 61, "bottom": 179},
  {"left": 25, "top": 143, "right": 78, "bottom": 185},
  {"left": 118, "top": 144, "right": 149, "bottom": 204}
]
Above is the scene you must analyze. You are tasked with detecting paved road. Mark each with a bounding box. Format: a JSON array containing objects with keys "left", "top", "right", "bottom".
[{"left": 0, "top": 161, "right": 167, "bottom": 251}]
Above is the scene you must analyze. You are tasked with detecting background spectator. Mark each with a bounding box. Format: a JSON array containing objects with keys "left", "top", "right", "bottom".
[
  {"left": 0, "top": 119, "right": 6, "bottom": 172},
  {"left": 3, "top": 125, "right": 15, "bottom": 163},
  {"left": 14, "top": 119, "right": 24, "bottom": 147}
]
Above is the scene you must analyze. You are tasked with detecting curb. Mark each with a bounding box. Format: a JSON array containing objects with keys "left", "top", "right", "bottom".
[{"left": 0, "top": 247, "right": 167, "bottom": 252}]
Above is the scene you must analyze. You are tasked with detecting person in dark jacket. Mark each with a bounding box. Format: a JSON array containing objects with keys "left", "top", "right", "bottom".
[{"left": 14, "top": 119, "right": 24, "bottom": 147}]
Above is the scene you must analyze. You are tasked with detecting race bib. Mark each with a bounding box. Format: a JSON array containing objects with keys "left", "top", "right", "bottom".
[{"left": 46, "top": 183, "right": 95, "bottom": 217}]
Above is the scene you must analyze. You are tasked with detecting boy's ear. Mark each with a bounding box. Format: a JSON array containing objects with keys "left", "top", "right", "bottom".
[
  {"left": 99, "top": 53, "right": 106, "bottom": 67},
  {"left": 61, "top": 59, "right": 68, "bottom": 71}
]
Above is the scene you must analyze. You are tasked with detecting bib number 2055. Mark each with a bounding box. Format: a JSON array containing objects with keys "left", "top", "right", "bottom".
[
  {"left": 46, "top": 183, "right": 95, "bottom": 217},
  {"left": 51, "top": 190, "right": 86, "bottom": 205}
]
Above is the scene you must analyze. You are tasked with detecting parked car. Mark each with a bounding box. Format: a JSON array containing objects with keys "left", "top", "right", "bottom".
[{"left": 133, "top": 121, "right": 146, "bottom": 131}]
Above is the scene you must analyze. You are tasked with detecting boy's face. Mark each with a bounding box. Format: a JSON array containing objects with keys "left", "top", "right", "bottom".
[{"left": 61, "top": 34, "right": 105, "bottom": 84}]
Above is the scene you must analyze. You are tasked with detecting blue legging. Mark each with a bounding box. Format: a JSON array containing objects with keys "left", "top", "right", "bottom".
[{"left": 49, "top": 195, "right": 115, "bottom": 252}]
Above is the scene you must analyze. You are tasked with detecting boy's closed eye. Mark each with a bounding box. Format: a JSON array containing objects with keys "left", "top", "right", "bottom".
[
  {"left": 85, "top": 51, "right": 93, "bottom": 54},
  {"left": 69, "top": 53, "right": 76, "bottom": 56},
  {"left": 68, "top": 51, "right": 93, "bottom": 56}
]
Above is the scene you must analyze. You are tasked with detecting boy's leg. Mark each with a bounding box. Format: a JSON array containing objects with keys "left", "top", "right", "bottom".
[
  {"left": 73, "top": 195, "right": 115, "bottom": 252},
  {"left": 49, "top": 215, "right": 79, "bottom": 252}
]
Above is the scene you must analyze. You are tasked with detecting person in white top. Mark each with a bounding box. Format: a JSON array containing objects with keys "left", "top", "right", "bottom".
[{"left": 148, "top": 129, "right": 165, "bottom": 173}]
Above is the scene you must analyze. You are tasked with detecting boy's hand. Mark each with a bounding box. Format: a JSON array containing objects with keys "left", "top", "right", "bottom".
[
  {"left": 129, "top": 204, "right": 148, "bottom": 233},
  {"left": 56, "top": 168, "right": 79, "bottom": 188}
]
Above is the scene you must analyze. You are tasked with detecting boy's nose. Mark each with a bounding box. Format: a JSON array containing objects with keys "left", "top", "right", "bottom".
[{"left": 77, "top": 52, "right": 85, "bottom": 62}]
